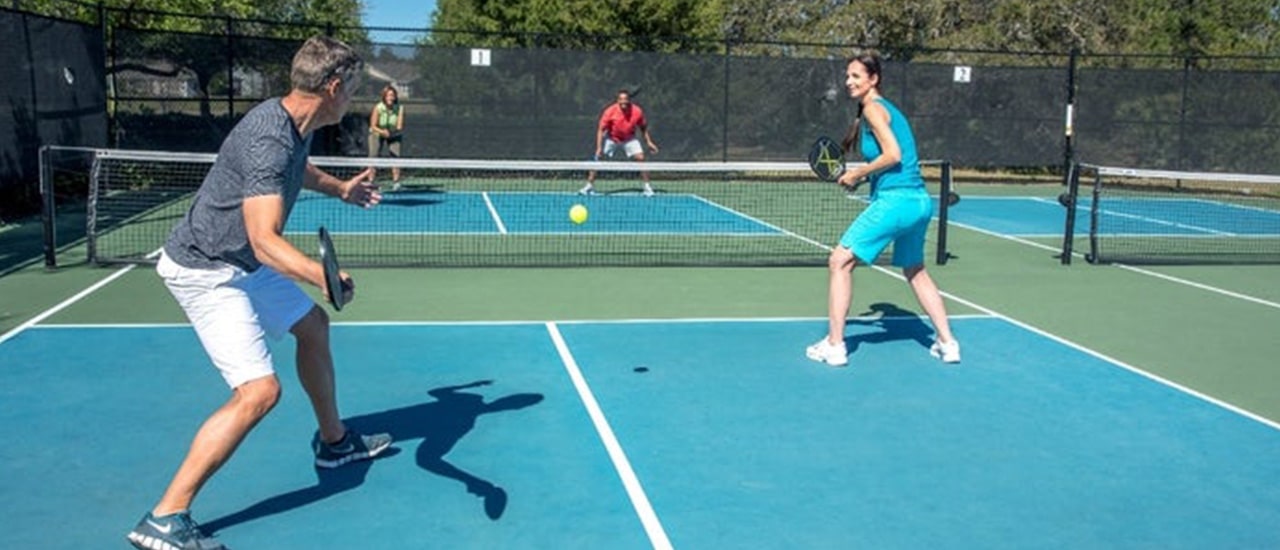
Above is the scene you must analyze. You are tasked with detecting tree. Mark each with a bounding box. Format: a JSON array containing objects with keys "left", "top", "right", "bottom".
[
  {"left": 720, "top": 0, "right": 1279, "bottom": 57},
  {"left": 19, "top": 0, "right": 366, "bottom": 116},
  {"left": 430, "top": 0, "right": 724, "bottom": 51}
]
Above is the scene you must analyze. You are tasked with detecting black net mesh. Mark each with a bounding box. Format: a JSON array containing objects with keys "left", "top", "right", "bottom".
[
  {"left": 76, "top": 150, "right": 955, "bottom": 268},
  {"left": 1076, "top": 164, "right": 1280, "bottom": 265}
]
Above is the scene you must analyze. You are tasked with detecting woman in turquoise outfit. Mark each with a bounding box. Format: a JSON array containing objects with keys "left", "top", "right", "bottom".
[{"left": 806, "top": 51, "right": 961, "bottom": 368}]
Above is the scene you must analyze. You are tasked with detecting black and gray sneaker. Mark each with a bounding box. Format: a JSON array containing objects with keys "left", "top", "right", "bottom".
[
  {"left": 127, "top": 511, "right": 227, "bottom": 550},
  {"left": 312, "top": 429, "right": 393, "bottom": 469}
]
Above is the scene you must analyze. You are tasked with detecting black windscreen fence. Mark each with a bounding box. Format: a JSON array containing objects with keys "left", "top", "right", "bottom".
[
  {"left": 4, "top": 5, "right": 1280, "bottom": 222},
  {"left": 0, "top": 8, "right": 105, "bottom": 220}
]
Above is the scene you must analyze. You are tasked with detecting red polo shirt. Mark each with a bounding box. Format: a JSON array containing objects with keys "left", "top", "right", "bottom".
[{"left": 599, "top": 103, "right": 647, "bottom": 142}]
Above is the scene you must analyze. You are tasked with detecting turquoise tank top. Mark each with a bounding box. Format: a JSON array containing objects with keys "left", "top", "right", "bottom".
[{"left": 859, "top": 98, "right": 923, "bottom": 197}]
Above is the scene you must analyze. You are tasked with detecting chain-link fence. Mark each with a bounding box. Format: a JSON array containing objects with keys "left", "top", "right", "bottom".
[{"left": 5, "top": 3, "right": 1280, "bottom": 221}]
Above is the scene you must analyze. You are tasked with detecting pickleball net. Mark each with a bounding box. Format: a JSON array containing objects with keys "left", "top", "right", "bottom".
[
  {"left": 47, "top": 147, "right": 955, "bottom": 268},
  {"left": 1062, "top": 163, "right": 1280, "bottom": 264}
]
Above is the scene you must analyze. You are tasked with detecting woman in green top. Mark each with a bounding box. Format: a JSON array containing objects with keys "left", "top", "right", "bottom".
[{"left": 369, "top": 84, "right": 405, "bottom": 188}]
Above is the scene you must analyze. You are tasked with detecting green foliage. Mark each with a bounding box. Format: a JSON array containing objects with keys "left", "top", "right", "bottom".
[
  {"left": 719, "top": 0, "right": 1279, "bottom": 56},
  {"left": 430, "top": 0, "right": 724, "bottom": 51}
]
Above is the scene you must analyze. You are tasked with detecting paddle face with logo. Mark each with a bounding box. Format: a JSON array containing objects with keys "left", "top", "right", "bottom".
[
  {"left": 808, "top": 135, "right": 874, "bottom": 194},
  {"left": 317, "top": 226, "right": 350, "bottom": 311},
  {"left": 808, "top": 136, "right": 846, "bottom": 182}
]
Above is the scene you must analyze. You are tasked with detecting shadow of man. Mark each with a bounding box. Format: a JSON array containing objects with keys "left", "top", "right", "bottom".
[
  {"left": 409, "top": 380, "right": 543, "bottom": 520},
  {"left": 843, "top": 302, "right": 936, "bottom": 354},
  {"left": 203, "top": 380, "right": 542, "bottom": 533}
]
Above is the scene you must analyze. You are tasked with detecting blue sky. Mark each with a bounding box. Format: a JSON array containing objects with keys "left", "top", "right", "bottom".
[{"left": 363, "top": 0, "right": 438, "bottom": 42}]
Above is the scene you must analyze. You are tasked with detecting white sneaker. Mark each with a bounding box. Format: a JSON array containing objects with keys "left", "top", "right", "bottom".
[
  {"left": 806, "top": 338, "right": 848, "bottom": 367},
  {"left": 930, "top": 340, "right": 961, "bottom": 364},
  {"left": 578, "top": 184, "right": 596, "bottom": 196},
  {"left": 642, "top": 184, "right": 655, "bottom": 197}
]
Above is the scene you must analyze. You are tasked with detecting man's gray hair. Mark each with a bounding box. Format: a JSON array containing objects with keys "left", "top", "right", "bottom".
[{"left": 291, "top": 35, "right": 363, "bottom": 94}]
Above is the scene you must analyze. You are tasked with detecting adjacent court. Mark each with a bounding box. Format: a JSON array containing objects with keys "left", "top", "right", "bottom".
[
  {"left": 285, "top": 190, "right": 784, "bottom": 236},
  {"left": 3, "top": 315, "right": 1279, "bottom": 548},
  {"left": 947, "top": 195, "right": 1280, "bottom": 238}
]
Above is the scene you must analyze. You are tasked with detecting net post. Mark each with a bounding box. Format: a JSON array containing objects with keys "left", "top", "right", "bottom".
[
  {"left": 1059, "top": 161, "right": 1080, "bottom": 265},
  {"left": 40, "top": 145, "right": 57, "bottom": 269},
  {"left": 1086, "top": 168, "right": 1102, "bottom": 264},
  {"left": 1061, "top": 48, "right": 1078, "bottom": 180},
  {"left": 86, "top": 151, "right": 102, "bottom": 266},
  {"left": 936, "top": 160, "right": 952, "bottom": 266}
]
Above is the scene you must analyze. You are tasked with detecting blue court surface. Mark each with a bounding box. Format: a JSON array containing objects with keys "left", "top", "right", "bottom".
[
  {"left": 286, "top": 190, "right": 782, "bottom": 235},
  {"left": 947, "top": 196, "right": 1280, "bottom": 238},
  {"left": 3, "top": 316, "right": 1280, "bottom": 548}
]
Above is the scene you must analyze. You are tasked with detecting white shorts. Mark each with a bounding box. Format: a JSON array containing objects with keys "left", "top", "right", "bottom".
[
  {"left": 602, "top": 137, "right": 643, "bottom": 159},
  {"left": 157, "top": 251, "right": 315, "bottom": 388}
]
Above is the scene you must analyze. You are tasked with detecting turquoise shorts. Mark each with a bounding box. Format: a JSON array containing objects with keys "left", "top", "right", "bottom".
[{"left": 839, "top": 188, "right": 933, "bottom": 267}]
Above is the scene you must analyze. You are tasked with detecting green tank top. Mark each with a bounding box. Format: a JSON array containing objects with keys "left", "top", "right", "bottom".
[{"left": 375, "top": 102, "right": 400, "bottom": 130}]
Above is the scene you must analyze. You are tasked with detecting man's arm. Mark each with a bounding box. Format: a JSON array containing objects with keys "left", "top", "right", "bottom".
[
  {"left": 305, "top": 163, "right": 380, "bottom": 207},
  {"left": 595, "top": 114, "right": 610, "bottom": 156},
  {"left": 636, "top": 108, "right": 658, "bottom": 153},
  {"left": 243, "top": 194, "right": 325, "bottom": 288},
  {"left": 640, "top": 124, "right": 659, "bottom": 153}
]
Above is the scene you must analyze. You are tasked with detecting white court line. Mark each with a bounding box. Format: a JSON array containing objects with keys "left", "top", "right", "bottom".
[
  {"left": 684, "top": 194, "right": 830, "bottom": 250},
  {"left": 1110, "top": 264, "right": 1280, "bottom": 310},
  {"left": 480, "top": 192, "right": 508, "bottom": 234},
  {"left": 868, "top": 262, "right": 1280, "bottom": 432},
  {"left": 0, "top": 263, "right": 139, "bottom": 346},
  {"left": 791, "top": 228, "right": 1280, "bottom": 431},
  {"left": 545, "top": 322, "right": 673, "bottom": 550},
  {"left": 964, "top": 198, "right": 1280, "bottom": 311},
  {"left": 6, "top": 216, "right": 1277, "bottom": 438},
  {"left": 27, "top": 312, "right": 988, "bottom": 327}
]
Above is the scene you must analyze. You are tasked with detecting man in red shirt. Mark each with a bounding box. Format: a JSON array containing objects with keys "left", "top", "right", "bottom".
[{"left": 580, "top": 89, "right": 660, "bottom": 196}]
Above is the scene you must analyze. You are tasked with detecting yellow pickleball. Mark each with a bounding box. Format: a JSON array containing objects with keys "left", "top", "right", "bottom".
[{"left": 569, "top": 203, "right": 588, "bottom": 224}]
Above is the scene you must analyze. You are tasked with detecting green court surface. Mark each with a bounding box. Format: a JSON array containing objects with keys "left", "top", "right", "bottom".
[{"left": 2, "top": 184, "right": 1279, "bottom": 547}]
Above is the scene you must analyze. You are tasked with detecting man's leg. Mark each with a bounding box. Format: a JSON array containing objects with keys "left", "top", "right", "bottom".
[
  {"left": 626, "top": 139, "right": 654, "bottom": 196},
  {"left": 152, "top": 376, "right": 281, "bottom": 515},
  {"left": 291, "top": 306, "right": 345, "bottom": 443},
  {"left": 291, "top": 306, "right": 394, "bottom": 467}
]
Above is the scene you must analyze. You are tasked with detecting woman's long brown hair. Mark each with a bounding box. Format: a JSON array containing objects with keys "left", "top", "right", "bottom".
[{"left": 840, "top": 52, "right": 883, "bottom": 154}]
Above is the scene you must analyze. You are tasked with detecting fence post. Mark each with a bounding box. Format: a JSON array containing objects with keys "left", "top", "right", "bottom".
[
  {"left": 226, "top": 15, "right": 235, "bottom": 118},
  {"left": 1058, "top": 48, "right": 1078, "bottom": 265},
  {"left": 1176, "top": 55, "right": 1192, "bottom": 175},
  {"left": 1061, "top": 48, "right": 1077, "bottom": 184},
  {"left": 722, "top": 38, "right": 731, "bottom": 162}
]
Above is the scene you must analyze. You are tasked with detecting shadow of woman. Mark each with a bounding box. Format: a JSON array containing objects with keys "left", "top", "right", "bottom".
[
  {"left": 202, "top": 380, "right": 543, "bottom": 533},
  {"left": 843, "top": 302, "right": 936, "bottom": 354}
]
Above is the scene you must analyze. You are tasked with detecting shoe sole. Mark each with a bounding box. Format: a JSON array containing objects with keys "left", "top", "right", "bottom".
[
  {"left": 127, "top": 531, "right": 226, "bottom": 550},
  {"left": 930, "top": 350, "right": 961, "bottom": 364},
  {"left": 806, "top": 350, "right": 848, "bottom": 367}
]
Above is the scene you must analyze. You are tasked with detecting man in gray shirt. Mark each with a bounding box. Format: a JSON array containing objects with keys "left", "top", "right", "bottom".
[{"left": 128, "top": 36, "right": 392, "bottom": 550}]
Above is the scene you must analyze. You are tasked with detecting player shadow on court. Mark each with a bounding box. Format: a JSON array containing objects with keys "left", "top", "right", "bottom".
[
  {"left": 379, "top": 195, "right": 446, "bottom": 207},
  {"left": 201, "top": 380, "right": 543, "bottom": 534},
  {"left": 595, "top": 186, "right": 659, "bottom": 196},
  {"left": 842, "top": 302, "right": 937, "bottom": 354},
  {"left": 379, "top": 184, "right": 447, "bottom": 207}
]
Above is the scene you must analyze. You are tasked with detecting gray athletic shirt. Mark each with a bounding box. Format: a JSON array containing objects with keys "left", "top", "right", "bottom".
[{"left": 164, "top": 98, "right": 312, "bottom": 272}]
